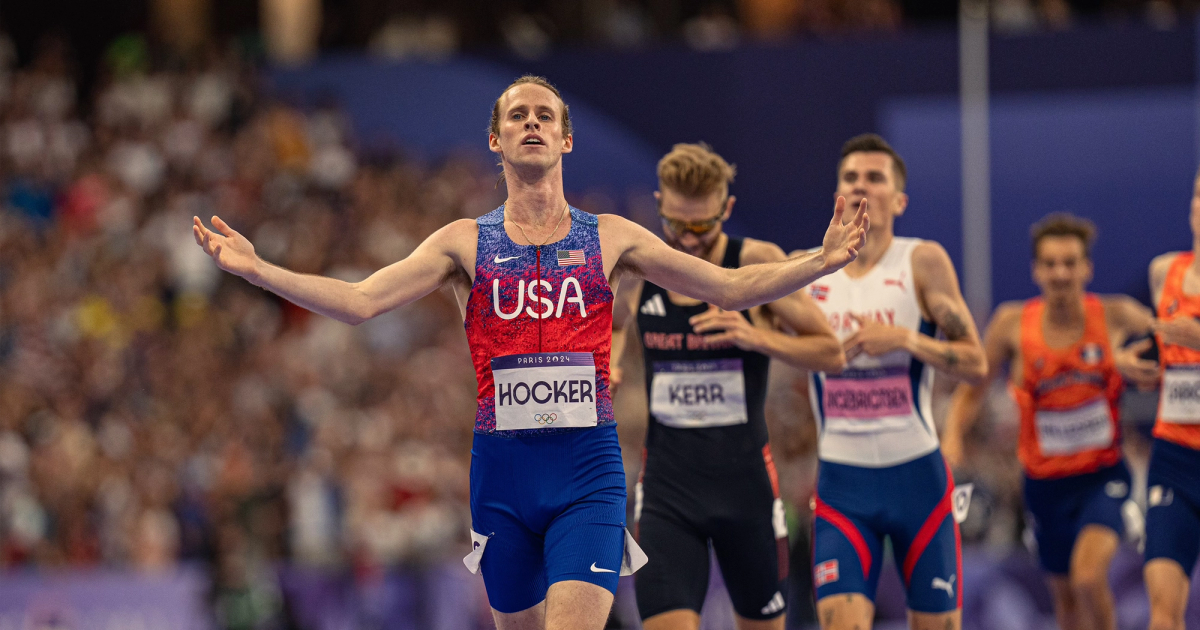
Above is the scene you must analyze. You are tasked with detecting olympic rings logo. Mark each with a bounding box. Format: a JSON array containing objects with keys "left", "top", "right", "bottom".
[{"left": 534, "top": 413, "right": 558, "bottom": 425}]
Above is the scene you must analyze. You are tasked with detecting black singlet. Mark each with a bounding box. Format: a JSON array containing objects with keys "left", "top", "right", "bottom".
[{"left": 636, "top": 237, "right": 772, "bottom": 467}]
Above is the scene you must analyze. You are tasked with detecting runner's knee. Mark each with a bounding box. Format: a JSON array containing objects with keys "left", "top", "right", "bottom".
[
  {"left": 1147, "top": 613, "right": 1182, "bottom": 630},
  {"left": 1068, "top": 566, "right": 1108, "bottom": 603}
]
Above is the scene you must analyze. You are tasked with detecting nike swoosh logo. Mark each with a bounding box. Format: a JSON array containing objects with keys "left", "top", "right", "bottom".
[
  {"left": 494, "top": 255, "right": 521, "bottom": 263},
  {"left": 589, "top": 562, "right": 616, "bottom": 573}
]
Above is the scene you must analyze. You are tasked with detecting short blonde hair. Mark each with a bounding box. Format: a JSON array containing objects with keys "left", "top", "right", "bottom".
[{"left": 657, "top": 142, "right": 736, "bottom": 198}]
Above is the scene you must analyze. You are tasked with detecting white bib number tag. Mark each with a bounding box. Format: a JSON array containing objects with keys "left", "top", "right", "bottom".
[
  {"left": 1034, "top": 397, "right": 1115, "bottom": 455},
  {"left": 649, "top": 359, "right": 747, "bottom": 428},
  {"left": 492, "top": 352, "right": 598, "bottom": 431},
  {"left": 1160, "top": 366, "right": 1200, "bottom": 424}
]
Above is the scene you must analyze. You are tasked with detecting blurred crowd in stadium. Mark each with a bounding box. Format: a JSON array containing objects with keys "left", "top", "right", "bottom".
[
  {"left": 320, "top": 0, "right": 1200, "bottom": 57},
  {"left": 0, "top": 34, "right": 519, "bottom": 626}
]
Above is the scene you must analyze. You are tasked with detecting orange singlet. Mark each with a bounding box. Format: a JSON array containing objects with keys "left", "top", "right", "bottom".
[
  {"left": 1014, "top": 295, "right": 1123, "bottom": 479},
  {"left": 1154, "top": 252, "right": 1200, "bottom": 450}
]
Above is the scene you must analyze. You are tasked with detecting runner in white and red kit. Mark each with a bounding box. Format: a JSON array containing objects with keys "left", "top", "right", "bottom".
[
  {"left": 799, "top": 134, "right": 986, "bottom": 630},
  {"left": 193, "top": 76, "right": 869, "bottom": 630}
]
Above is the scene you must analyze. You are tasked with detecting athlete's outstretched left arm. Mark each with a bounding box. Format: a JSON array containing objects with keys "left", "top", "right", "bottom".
[
  {"left": 842, "top": 241, "right": 986, "bottom": 384},
  {"left": 689, "top": 240, "right": 845, "bottom": 372},
  {"left": 606, "top": 197, "right": 868, "bottom": 312}
]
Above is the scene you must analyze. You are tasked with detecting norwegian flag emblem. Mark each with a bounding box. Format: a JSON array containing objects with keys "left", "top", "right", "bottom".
[
  {"left": 814, "top": 560, "right": 839, "bottom": 586},
  {"left": 810, "top": 285, "right": 830, "bottom": 301},
  {"left": 557, "top": 250, "right": 585, "bottom": 266}
]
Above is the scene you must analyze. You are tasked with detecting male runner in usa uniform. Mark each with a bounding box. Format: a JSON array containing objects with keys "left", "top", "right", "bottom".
[
  {"left": 610, "top": 143, "right": 844, "bottom": 630},
  {"left": 800, "top": 134, "right": 986, "bottom": 630},
  {"left": 943, "top": 213, "right": 1153, "bottom": 630},
  {"left": 1143, "top": 169, "right": 1200, "bottom": 630},
  {"left": 192, "top": 76, "right": 869, "bottom": 630}
]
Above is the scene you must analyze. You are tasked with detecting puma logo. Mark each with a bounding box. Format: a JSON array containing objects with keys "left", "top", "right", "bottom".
[{"left": 932, "top": 575, "right": 955, "bottom": 597}]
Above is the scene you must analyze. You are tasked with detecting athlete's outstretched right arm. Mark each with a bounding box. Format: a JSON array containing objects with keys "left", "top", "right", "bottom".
[
  {"left": 193, "top": 215, "right": 469, "bottom": 325},
  {"left": 942, "top": 303, "right": 1019, "bottom": 468},
  {"left": 607, "top": 197, "right": 868, "bottom": 312}
]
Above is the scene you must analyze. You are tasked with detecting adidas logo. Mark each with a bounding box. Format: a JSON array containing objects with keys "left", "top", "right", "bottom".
[
  {"left": 760, "top": 591, "right": 785, "bottom": 615},
  {"left": 640, "top": 293, "right": 667, "bottom": 317}
]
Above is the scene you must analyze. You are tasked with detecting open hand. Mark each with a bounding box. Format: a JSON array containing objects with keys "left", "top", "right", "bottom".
[
  {"left": 193, "top": 215, "right": 260, "bottom": 280},
  {"left": 1153, "top": 316, "right": 1200, "bottom": 351},
  {"left": 690, "top": 305, "right": 762, "bottom": 352},
  {"left": 843, "top": 313, "right": 911, "bottom": 362},
  {"left": 820, "top": 197, "right": 869, "bottom": 273},
  {"left": 1116, "top": 337, "right": 1160, "bottom": 391}
]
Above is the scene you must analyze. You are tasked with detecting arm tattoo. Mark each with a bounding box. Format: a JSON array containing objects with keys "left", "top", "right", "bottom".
[
  {"left": 936, "top": 304, "right": 970, "bottom": 341},
  {"left": 943, "top": 349, "right": 959, "bottom": 367}
]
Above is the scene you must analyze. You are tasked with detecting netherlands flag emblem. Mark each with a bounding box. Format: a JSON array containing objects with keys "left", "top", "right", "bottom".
[
  {"left": 557, "top": 250, "right": 585, "bottom": 266},
  {"left": 810, "top": 285, "right": 830, "bottom": 301},
  {"left": 814, "top": 559, "right": 839, "bottom": 586}
]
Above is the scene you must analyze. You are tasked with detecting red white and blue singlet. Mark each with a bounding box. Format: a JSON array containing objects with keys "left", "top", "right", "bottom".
[
  {"left": 465, "top": 205, "right": 616, "bottom": 435},
  {"left": 461, "top": 205, "right": 641, "bottom": 614}
]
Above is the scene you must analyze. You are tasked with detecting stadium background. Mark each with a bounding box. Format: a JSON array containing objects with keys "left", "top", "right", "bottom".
[{"left": 0, "top": 0, "right": 1196, "bottom": 628}]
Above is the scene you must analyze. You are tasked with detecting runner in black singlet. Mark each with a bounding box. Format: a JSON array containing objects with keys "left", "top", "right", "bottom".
[{"left": 611, "top": 143, "right": 845, "bottom": 630}]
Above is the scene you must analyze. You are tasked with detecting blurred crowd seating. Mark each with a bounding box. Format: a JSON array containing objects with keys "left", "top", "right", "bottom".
[{"left": 0, "top": 36, "right": 514, "bottom": 627}]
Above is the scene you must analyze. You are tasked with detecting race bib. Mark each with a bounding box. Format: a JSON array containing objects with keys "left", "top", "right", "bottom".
[
  {"left": 492, "top": 352, "right": 598, "bottom": 431},
  {"left": 822, "top": 367, "right": 913, "bottom": 422},
  {"left": 649, "top": 359, "right": 747, "bottom": 428},
  {"left": 1160, "top": 366, "right": 1200, "bottom": 424},
  {"left": 1035, "top": 397, "right": 1115, "bottom": 455}
]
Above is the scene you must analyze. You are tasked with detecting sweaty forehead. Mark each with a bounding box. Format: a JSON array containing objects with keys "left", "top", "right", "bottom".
[
  {"left": 840, "top": 151, "right": 893, "bottom": 175},
  {"left": 501, "top": 84, "right": 561, "bottom": 111}
]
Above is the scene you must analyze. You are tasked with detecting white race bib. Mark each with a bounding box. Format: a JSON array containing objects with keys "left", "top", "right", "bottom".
[
  {"left": 649, "top": 359, "right": 747, "bottom": 428},
  {"left": 1160, "top": 366, "right": 1200, "bottom": 424},
  {"left": 492, "top": 352, "right": 598, "bottom": 431},
  {"left": 1034, "top": 397, "right": 1115, "bottom": 455}
]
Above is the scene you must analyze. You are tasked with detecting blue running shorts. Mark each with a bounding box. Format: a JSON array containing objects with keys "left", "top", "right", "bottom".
[
  {"left": 1145, "top": 438, "right": 1200, "bottom": 576},
  {"left": 1023, "top": 461, "right": 1131, "bottom": 575},
  {"left": 469, "top": 424, "right": 628, "bottom": 613},
  {"left": 813, "top": 448, "right": 961, "bottom": 614}
]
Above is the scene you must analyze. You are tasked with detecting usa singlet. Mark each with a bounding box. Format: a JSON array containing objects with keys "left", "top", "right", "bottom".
[
  {"left": 633, "top": 237, "right": 788, "bottom": 621},
  {"left": 1015, "top": 294, "right": 1131, "bottom": 575},
  {"left": 461, "top": 206, "right": 644, "bottom": 614},
  {"left": 1145, "top": 252, "right": 1200, "bottom": 575}
]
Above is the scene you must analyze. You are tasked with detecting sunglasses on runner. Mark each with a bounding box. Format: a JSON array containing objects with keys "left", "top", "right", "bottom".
[{"left": 657, "top": 197, "right": 728, "bottom": 236}]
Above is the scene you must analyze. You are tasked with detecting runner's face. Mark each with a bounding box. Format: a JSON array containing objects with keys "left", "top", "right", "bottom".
[
  {"left": 836, "top": 152, "right": 906, "bottom": 231},
  {"left": 489, "top": 84, "right": 572, "bottom": 170},
  {"left": 1032, "top": 236, "right": 1092, "bottom": 305},
  {"left": 656, "top": 188, "right": 731, "bottom": 259}
]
